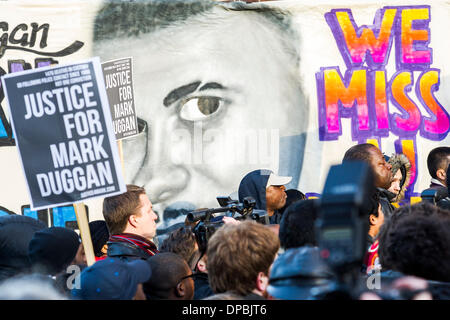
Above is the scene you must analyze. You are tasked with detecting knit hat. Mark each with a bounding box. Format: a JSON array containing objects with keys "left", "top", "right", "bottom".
[
  {"left": 28, "top": 227, "right": 81, "bottom": 275},
  {"left": 88, "top": 220, "right": 110, "bottom": 257},
  {"left": 0, "top": 215, "right": 47, "bottom": 282},
  {"left": 388, "top": 154, "right": 412, "bottom": 202}
]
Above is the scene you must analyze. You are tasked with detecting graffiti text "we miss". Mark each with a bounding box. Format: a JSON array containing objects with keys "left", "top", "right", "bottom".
[{"left": 316, "top": 5, "right": 449, "bottom": 142}]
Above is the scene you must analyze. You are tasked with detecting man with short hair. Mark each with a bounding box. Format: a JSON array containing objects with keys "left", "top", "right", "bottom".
[
  {"left": 423, "top": 147, "right": 450, "bottom": 201},
  {"left": 207, "top": 221, "right": 280, "bottom": 299},
  {"left": 238, "top": 169, "right": 292, "bottom": 224},
  {"left": 278, "top": 199, "right": 318, "bottom": 250},
  {"left": 103, "top": 184, "right": 159, "bottom": 261},
  {"left": 342, "top": 143, "right": 394, "bottom": 217},
  {"left": 159, "top": 226, "right": 213, "bottom": 299},
  {"left": 143, "top": 252, "right": 195, "bottom": 300}
]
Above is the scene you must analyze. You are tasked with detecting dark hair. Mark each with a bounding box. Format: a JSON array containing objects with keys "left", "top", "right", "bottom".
[
  {"left": 102, "top": 184, "right": 146, "bottom": 235},
  {"left": 279, "top": 189, "right": 306, "bottom": 215},
  {"left": 88, "top": 220, "right": 110, "bottom": 257},
  {"left": 382, "top": 214, "right": 450, "bottom": 282},
  {"left": 367, "top": 190, "right": 380, "bottom": 224},
  {"left": 279, "top": 199, "right": 317, "bottom": 249},
  {"left": 342, "top": 143, "right": 376, "bottom": 164},
  {"left": 94, "top": 0, "right": 215, "bottom": 41},
  {"left": 378, "top": 202, "right": 450, "bottom": 271},
  {"left": 143, "top": 252, "right": 191, "bottom": 299},
  {"left": 159, "top": 227, "right": 200, "bottom": 270},
  {"left": 427, "top": 147, "right": 450, "bottom": 179}
]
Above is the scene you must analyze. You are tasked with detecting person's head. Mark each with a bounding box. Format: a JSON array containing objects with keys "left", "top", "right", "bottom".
[
  {"left": 88, "top": 220, "right": 110, "bottom": 258},
  {"left": 0, "top": 215, "right": 46, "bottom": 282},
  {"left": 143, "top": 252, "right": 195, "bottom": 300},
  {"left": 238, "top": 169, "right": 291, "bottom": 216},
  {"left": 378, "top": 201, "right": 450, "bottom": 271},
  {"left": 73, "top": 257, "right": 151, "bottom": 300},
  {"left": 387, "top": 154, "right": 411, "bottom": 202},
  {"left": 159, "top": 226, "right": 203, "bottom": 272},
  {"left": 206, "top": 221, "right": 279, "bottom": 297},
  {"left": 279, "top": 189, "right": 306, "bottom": 215},
  {"left": 103, "top": 184, "right": 158, "bottom": 240},
  {"left": 427, "top": 147, "right": 450, "bottom": 186},
  {"left": 28, "top": 227, "right": 81, "bottom": 276},
  {"left": 93, "top": 0, "right": 308, "bottom": 215},
  {"left": 381, "top": 214, "right": 450, "bottom": 282},
  {"left": 367, "top": 191, "right": 384, "bottom": 239},
  {"left": 278, "top": 199, "right": 317, "bottom": 249},
  {"left": 343, "top": 143, "right": 392, "bottom": 189}
]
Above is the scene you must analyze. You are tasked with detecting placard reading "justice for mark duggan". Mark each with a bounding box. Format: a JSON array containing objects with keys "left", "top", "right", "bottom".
[
  {"left": 1, "top": 57, "right": 126, "bottom": 210},
  {"left": 102, "top": 57, "right": 138, "bottom": 140}
]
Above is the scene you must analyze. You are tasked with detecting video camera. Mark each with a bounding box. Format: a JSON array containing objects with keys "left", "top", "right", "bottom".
[
  {"left": 188, "top": 196, "right": 269, "bottom": 253},
  {"left": 315, "top": 161, "right": 375, "bottom": 299}
]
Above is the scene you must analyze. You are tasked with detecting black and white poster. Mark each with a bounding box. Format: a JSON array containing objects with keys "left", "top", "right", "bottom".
[
  {"left": 102, "top": 57, "right": 138, "bottom": 140},
  {"left": 1, "top": 57, "right": 126, "bottom": 210}
]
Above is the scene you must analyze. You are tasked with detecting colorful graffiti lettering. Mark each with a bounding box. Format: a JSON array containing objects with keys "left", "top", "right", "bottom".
[{"left": 316, "top": 5, "right": 450, "bottom": 199}]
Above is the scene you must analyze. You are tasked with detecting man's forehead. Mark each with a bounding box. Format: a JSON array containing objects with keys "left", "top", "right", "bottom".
[{"left": 368, "top": 146, "right": 383, "bottom": 160}]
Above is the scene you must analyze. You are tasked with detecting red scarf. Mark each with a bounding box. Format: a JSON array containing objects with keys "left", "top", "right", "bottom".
[{"left": 108, "top": 233, "right": 159, "bottom": 256}]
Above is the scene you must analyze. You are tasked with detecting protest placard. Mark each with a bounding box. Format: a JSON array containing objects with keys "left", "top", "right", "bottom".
[
  {"left": 1, "top": 57, "right": 126, "bottom": 211},
  {"left": 102, "top": 57, "right": 138, "bottom": 140}
]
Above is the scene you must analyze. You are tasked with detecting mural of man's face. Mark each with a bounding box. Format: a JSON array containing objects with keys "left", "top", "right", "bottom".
[{"left": 94, "top": 4, "right": 307, "bottom": 212}]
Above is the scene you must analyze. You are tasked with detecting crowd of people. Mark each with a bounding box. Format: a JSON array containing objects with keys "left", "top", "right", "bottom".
[{"left": 0, "top": 145, "right": 449, "bottom": 300}]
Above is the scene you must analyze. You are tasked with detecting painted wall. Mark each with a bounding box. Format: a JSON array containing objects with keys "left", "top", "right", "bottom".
[{"left": 0, "top": 0, "right": 448, "bottom": 227}]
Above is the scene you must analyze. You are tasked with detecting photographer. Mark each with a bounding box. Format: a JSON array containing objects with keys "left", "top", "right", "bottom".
[
  {"left": 184, "top": 193, "right": 272, "bottom": 299},
  {"left": 159, "top": 226, "right": 213, "bottom": 299},
  {"left": 238, "top": 169, "right": 292, "bottom": 224}
]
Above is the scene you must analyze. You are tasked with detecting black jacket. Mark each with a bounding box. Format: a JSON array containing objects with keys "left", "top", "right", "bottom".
[
  {"left": 193, "top": 272, "right": 214, "bottom": 300},
  {"left": 422, "top": 183, "right": 448, "bottom": 202},
  {"left": 107, "top": 241, "right": 152, "bottom": 261}
]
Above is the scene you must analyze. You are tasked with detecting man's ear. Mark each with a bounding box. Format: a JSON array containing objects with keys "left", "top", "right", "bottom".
[
  {"left": 128, "top": 214, "right": 139, "bottom": 228},
  {"left": 197, "top": 256, "right": 207, "bottom": 273},
  {"left": 369, "top": 214, "right": 378, "bottom": 226},
  {"left": 175, "top": 281, "right": 185, "bottom": 298},
  {"left": 256, "top": 272, "right": 269, "bottom": 293},
  {"left": 101, "top": 244, "right": 108, "bottom": 255},
  {"left": 436, "top": 168, "right": 446, "bottom": 181}
]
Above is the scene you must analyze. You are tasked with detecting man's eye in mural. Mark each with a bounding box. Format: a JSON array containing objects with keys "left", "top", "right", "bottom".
[
  {"left": 163, "top": 81, "right": 228, "bottom": 122},
  {"left": 179, "top": 96, "right": 224, "bottom": 121}
]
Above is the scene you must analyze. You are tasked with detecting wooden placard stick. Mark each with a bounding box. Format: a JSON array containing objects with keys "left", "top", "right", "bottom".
[
  {"left": 117, "top": 139, "right": 126, "bottom": 181},
  {"left": 74, "top": 202, "right": 96, "bottom": 266}
]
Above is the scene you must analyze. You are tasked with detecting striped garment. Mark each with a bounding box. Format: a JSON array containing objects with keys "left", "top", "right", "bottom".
[{"left": 108, "top": 233, "right": 159, "bottom": 256}]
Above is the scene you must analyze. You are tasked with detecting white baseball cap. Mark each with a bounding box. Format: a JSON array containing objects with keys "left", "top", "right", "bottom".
[{"left": 266, "top": 173, "right": 292, "bottom": 188}]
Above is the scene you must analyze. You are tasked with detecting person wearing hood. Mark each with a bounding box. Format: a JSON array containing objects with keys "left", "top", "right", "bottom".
[
  {"left": 387, "top": 153, "right": 412, "bottom": 204},
  {"left": 238, "top": 169, "right": 292, "bottom": 224}
]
